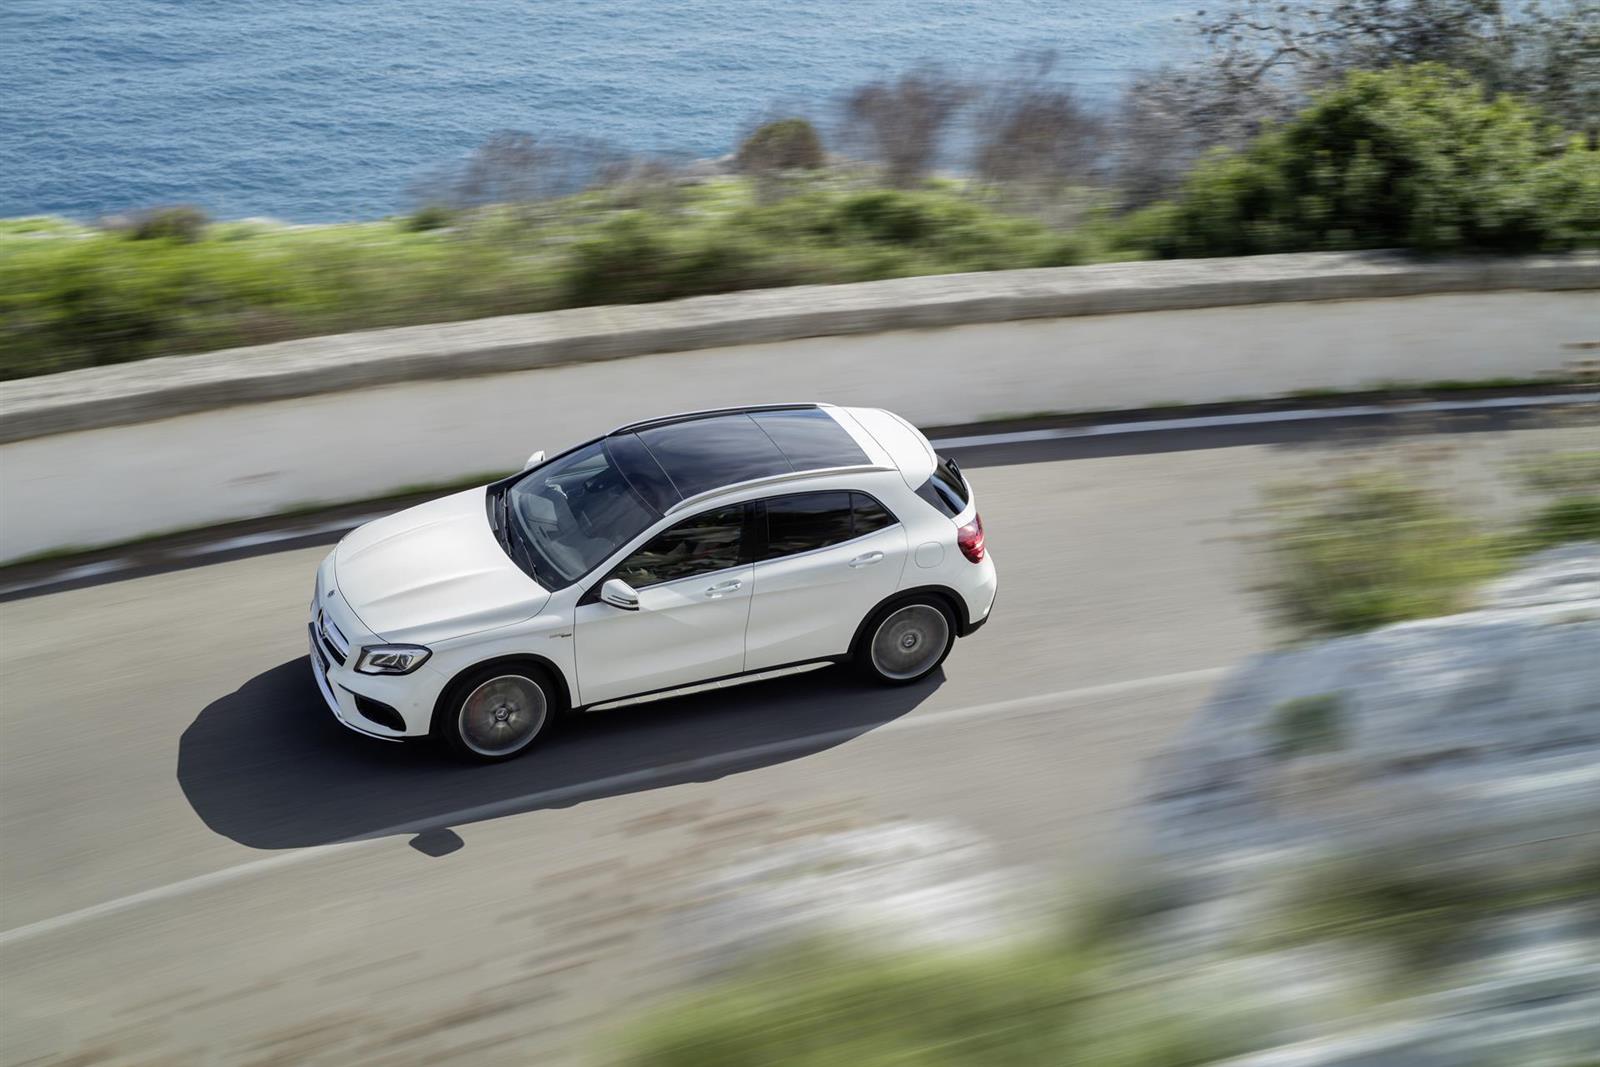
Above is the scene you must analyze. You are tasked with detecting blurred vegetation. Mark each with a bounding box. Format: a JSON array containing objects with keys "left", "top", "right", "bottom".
[
  {"left": 1271, "top": 693, "right": 1347, "bottom": 757},
  {"left": 1138, "top": 65, "right": 1597, "bottom": 257},
  {"left": 1257, "top": 471, "right": 1505, "bottom": 637},
  {"left": 1267, "top": 848, "right": 1600, "bottom": 981},
  {"left": 1258, "top": 434, "right": 1600, "bottom": 638},
  {"left": 0, "top": 183, "right": 1098, "bottom": 379},
  {"left": 124, "top": 204, "right": 212, "bottom": 243},
  {"left": 614, "top": 941, "right": 1239, "bottom": 1067},
  {"left": 735, "top": 118, "right": 826, "bottom": 174},
  {"left": 3, "top": 0, "right": 1596, "bottom": 380}
]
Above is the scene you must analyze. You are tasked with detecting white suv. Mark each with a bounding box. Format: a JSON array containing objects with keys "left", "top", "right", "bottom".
[{"left": 309, "top": 404, "right": 997, "bottom": 762}]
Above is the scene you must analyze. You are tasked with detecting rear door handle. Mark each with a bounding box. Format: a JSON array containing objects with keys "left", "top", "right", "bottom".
[
  {"left": 848, "top": 551, "right": 885, "bottom": 568},
  {"left": 704, "top": 579, "right": 743, "bottom": 598}
]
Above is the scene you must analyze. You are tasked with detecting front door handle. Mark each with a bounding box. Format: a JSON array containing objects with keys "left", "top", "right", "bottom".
[
  {"left": 848, "top": 551, "right": 885, "bottom": 568},
  {"left": 704, "top": 579, "right": 743, "bottom": 598}
]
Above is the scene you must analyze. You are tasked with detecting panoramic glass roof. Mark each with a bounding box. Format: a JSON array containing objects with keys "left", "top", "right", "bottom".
[{"left": 618, "top": 409, "right": 870, "bottom": 502}]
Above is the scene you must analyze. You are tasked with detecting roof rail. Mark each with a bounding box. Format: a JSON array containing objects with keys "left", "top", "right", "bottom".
[
  {"left": 664, "top": 464, "right": 894, "bottom": 515},
  {"left": 608, "top": 403, "right": 826, "bottom": 437}
]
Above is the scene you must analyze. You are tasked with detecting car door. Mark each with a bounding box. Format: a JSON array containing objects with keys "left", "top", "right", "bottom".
[
  {"left": 744, "top": 491, "right": 908, "bottom": 671},
  {"left": 573, "top": 503, "right": 753, "bottom": 705}
]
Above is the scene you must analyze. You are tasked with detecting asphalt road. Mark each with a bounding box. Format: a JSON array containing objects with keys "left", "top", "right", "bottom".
[{"left": 1, "top": 409, "right": 1590, "bottom": 1066}]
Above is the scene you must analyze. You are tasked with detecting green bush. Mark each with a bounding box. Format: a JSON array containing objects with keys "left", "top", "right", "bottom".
[
  {"left": 1528, "top": 136, "right": 1600, "bottom": 251},
  {"left": 127, "top": 204, "right": 210, "bottom": 242},
  {"left": 1134, "top": 65, "right": 1580, "bottom": 257},
  {"left": 1272, "top": 694, "right": 1346, "bottom": 757},
  {"left": 736, "top": 118, "right": 826, "bottom": 173},
  {"left": 1257, "top": 470, "right": 1504, "bottom": 637},
  {"left": 403, "top": 203, "right": 455, "bottom": 232},
  {"left": 1515, "top": 495, "right": 1600, "bottom": 552}
]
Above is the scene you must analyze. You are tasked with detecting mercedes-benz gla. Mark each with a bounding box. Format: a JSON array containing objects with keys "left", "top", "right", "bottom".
[{"left": 309, "top": 404, "right": 997, "bottom": 762}]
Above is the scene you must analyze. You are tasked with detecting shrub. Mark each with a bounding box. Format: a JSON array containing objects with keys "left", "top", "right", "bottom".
[
  {"left": 1269, "top": 847, "right": 1600, "bottom": 980},
  {"left": 1135, "top": 65, "right": 1574, "bottom": 258},
  {"left": 844, "top": 66, "right": 971, "bottom": 188},
  {"left": 1529, "top": 136, "right": 1600, "bottom": 250},
  {"left": 127, "top": 204, "right": 210, "bottom": 243},
  {"left": 735, "top": 118, "right": 825, "bottom": 173},
  {"left": 562, "top": 213, "right": 809, "bottom": 306},
  {"left": 1257, "top": 470, "right": 1503, "bottom": 637},
  {"left": 836, "top": 189, "right": 936, "bottom": 242},
  {"left": 1272, "top": 694, "right": 1346, "bottom": 757},
  {"left": 614, "top": 942, "right": 1237, "bottom": 1067},
  {"left": 1515, "top": 495, "right": 1600, "bottom": 552},
  {"left": 403, "top": 204, "right": 455, "bottom": 232}
]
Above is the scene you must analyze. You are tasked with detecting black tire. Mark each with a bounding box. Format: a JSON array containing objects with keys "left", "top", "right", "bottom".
[
  {"left": 439, "top": 663, "right": 561, "bottom": 763},
  {"left": 854, "top": 595, "right": 956, "bottom": 686}
]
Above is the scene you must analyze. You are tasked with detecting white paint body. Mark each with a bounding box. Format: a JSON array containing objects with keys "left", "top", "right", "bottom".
[
  {"left": 2, "top": 290, "right": 1593, "bottom": 562},
  {"left": 307, "top": 406, "right": 998, "bottom": 742}
]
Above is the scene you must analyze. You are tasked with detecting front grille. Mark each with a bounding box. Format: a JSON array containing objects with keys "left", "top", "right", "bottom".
[{"left": 317, "top": 612, "right": 349, "bottom": 666}]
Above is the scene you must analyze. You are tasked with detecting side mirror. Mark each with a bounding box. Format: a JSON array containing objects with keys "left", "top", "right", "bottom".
[
  {"left": 523, "top": 449, "right": 546, "bottom": 471},
  {"left": 600, "top": 578, "right": 641, "bottom": 611}
]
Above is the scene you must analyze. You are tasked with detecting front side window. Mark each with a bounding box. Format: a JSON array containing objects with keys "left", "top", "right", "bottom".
[
  {"left": 608, "top": 505, "right": 746, "bottom": 588},
  {"left": 502, "top": 440, "right": 660, "bottom": 586}
]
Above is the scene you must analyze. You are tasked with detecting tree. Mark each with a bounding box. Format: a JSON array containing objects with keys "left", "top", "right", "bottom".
[
  {"left": 973, "top": 52, "right": 1102, "bottom": 200},
  {"left": 1142, "top": 65, "right": 1573, "bottom": 257},
  {"left": 1114, "top": 0, "right": 1597, "bottom": 204},
  {"left": 843, "top": 66, "right": 971, "bottom": 188}
]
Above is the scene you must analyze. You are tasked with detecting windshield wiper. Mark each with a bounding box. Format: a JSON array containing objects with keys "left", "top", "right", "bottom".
[{"left": 495, "top": 488, "right": 545, "bottom": 585}]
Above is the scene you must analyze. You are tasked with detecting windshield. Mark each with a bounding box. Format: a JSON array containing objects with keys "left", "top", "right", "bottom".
[{"left": 500, "top": 440, "right": 660, "bottom": 587}]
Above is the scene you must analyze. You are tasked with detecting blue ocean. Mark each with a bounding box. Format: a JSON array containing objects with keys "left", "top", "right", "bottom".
[{"left": 2, "top": 1, "right": 1198, "bottom": 222}]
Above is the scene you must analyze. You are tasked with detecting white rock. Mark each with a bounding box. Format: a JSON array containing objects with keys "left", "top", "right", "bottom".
[{"left": 1144, "top": 546, "right": 1600, "bottom": 879}]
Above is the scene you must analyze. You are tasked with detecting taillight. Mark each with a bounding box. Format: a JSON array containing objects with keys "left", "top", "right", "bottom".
[{"left": 957, "top": 514, "right": 985, "bottom": 563}]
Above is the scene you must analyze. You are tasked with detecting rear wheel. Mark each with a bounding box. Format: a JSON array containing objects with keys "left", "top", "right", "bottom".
[
  {"left": 856, "top": 597, "right": 955, "bottom": 685},
  {"left": 440, "top": 665, "right": 559, "bottom": 763}
]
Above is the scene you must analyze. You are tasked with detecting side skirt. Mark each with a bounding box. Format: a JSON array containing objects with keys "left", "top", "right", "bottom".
[{"left": 577, "top": 658, "right": 843, "bottom": 714}]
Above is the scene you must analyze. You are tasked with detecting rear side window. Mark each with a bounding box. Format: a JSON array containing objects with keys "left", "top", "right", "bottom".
[
  {"left": 915, "top": 454, "right": 970, "bottom": 518},
  {"left": 762, "top": 491, "right": 899, "bottom": 560},
  {"left": 851, "top": 492, "right": 895, "bottom": 535},
  {"left": 764, "top": 492, "right": 853, "bottom": 559}
]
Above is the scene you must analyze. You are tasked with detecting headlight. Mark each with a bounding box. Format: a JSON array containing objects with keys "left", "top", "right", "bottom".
[{"left": 355, "top": 645, "right": 432, "bottom": 675}]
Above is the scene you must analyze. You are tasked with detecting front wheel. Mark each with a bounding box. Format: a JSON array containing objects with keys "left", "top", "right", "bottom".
[
  {"left": 855, "top": 597, "right": 955, "bottom": 686},
  {"left": 440, "top": 665, "right": 558, "bottom": 763}
]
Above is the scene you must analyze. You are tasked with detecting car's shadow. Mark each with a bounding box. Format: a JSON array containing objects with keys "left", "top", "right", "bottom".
[{"left": 177, "top": 658, "right": 940, "bottom": 850}]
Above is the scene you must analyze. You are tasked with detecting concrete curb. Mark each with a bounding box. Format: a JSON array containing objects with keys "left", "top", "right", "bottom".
[{"left": 3, "top": 251, "right": 1596, "bottom": 443}]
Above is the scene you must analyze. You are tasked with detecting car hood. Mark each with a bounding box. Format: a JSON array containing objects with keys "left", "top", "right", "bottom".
[{"left": 333, "top": 488, "right": 549, "bottom": 645}]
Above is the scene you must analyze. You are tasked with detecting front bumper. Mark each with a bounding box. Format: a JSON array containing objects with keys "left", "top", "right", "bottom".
[{"left": 309, "top": 623, "right": 404, "bottom": 742}]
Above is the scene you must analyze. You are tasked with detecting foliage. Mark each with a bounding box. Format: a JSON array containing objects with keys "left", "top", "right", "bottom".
[
  {"left": 0, "top": 181, "right": 1098, "bottom": 379},
  {"left": 1256, "top": 468, "right": 1504, "bottom": 637},
  {"left": 1269, "top": 848, "right": 1600, "bottom": 978},
  {"left": 1184, "top": 0, "right": 1598, "bottom": 146},
  {"left": 736, "top": 118, "right": 826, "bottom": 173},
  {"left": 974, "top": 51, "right": 1101, "bottom": 195},
  {"left": 1135, "top": 65, "right": 1582, "bottom": 258},
  {"left": 1528, "top": 136, "right": 1600, "bottom": 251},
  {"left": 1513, "top": 495, "right": 1600, "bottom": 552},
  {"left": 1272, "top": 694, "right": 1347, "bottom": 757},
  {"left": 0, "top": 220, "right": 557, "bottom": 378},
  {"left": 403, "top": 203, "right": 455, "bottom": 232},
  {"left": 613, "top": 941, "right": 1237, "bottom": 1067},
  {"left": 126, "top": 204, "right": 210, "bottom": 243},
  {"left": 843, "top": 66, "right": 971, "bottom": 188}
]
